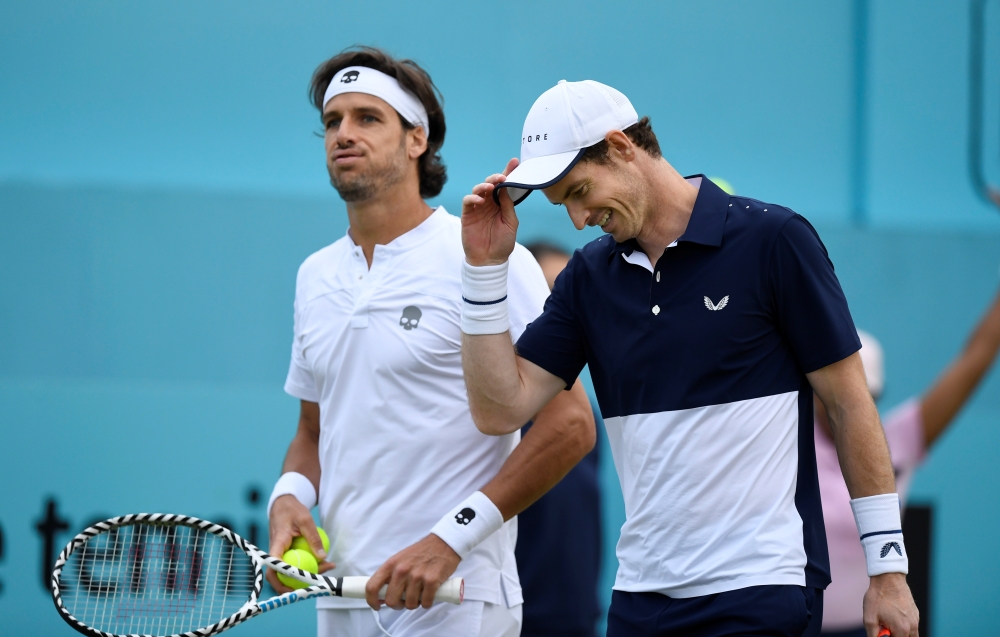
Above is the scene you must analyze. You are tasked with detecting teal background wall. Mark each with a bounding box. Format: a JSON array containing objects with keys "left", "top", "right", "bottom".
[{"left": 2, "top": 1, "right": 1000, "bottom": 634}]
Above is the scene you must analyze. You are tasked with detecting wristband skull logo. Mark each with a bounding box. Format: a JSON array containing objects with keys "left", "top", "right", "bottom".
[{"left": 455, "top": 508, "right": 476, "bottom": 525}]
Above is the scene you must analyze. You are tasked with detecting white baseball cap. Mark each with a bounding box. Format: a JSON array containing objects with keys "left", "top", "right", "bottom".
[{"left": 494, "top": 79, "right": 639, "bottom": 205}]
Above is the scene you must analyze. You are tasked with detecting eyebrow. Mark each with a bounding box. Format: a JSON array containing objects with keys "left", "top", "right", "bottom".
[
  {"left": 552, "top": 179, "right": 587, "bottom": 204},
  {"left": 322, "top": 105, "right": 388, "bottom": 123}
]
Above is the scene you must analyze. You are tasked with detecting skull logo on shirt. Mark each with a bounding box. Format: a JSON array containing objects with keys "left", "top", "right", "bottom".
[{"left": 400, "top": 306, "right": 422, "bottom": 330}]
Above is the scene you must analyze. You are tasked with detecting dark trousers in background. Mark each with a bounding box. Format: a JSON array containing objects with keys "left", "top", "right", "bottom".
[
  {"left": 607, "top": 585, "right": 823, "bottom": 637},
  {"left": 516, "top": 416, "right": 602, "bottom": 637},
  {"left": 820, "top": 629, "right": 866, "bottom": 637}
]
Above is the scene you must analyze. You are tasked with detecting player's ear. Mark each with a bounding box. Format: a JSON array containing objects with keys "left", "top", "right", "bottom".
[
  {"left": 606, "top": 130, "right": 635, "bottom": 162},
  {"left": 407, "top": 125, "right": 428, "bottom": 160}
]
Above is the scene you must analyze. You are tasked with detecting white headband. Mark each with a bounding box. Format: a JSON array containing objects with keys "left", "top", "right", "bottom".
[{"left": 323, "top": 66, "right": 431, "bottom": 136}]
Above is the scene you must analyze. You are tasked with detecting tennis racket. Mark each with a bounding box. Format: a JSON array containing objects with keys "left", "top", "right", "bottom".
[{"left": 51, "top": 513, "right": 464, "bottom": 637}]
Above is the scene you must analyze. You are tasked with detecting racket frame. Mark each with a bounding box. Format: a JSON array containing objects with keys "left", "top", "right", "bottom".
[{"left": 51, "top": 512, "right": 462, "bottom": 637}]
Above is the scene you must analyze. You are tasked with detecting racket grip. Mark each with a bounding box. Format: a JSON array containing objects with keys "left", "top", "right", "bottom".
[
  {"left": 878, "top": 628, "right": 891, "bottom": 636},
  {"left": 339, "top": 576, "right": 465, "bottom": 605}
]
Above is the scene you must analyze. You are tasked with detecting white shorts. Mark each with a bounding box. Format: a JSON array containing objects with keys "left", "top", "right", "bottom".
[{"left": 317, "top": 601, "right": 522, "bottom": 637}]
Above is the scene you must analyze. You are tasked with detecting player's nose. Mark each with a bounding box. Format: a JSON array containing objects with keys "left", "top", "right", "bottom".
[
  {"left": 566, "top": 204, "right": 589, "bottom": 231},
  {"left": 335, "top": 118, "right": 359, "bottom": 145}
]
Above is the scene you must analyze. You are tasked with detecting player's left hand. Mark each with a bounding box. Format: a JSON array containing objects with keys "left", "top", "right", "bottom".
[
  {"left": 365, "top": 534, "right": 461, "bottom": 611},
  {"left": 461, "top": 158, "right": 520, "bottom": 267},
  {"left": 863, "top": 572, "right": 919, "bottom": 636}
]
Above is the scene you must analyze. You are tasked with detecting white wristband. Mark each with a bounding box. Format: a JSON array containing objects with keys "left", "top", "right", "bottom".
[
  {"left": 430, "top": 491, "right": 504, "bottom": 559},
  {"left": 461, "top": 260, "right": 509, "bottom": 335},
  {"left": 267, "top": 472, "right": 318, "bottom": 518},
  {"left": 850, "top": 493, "right": 908, "bottom": 576}
]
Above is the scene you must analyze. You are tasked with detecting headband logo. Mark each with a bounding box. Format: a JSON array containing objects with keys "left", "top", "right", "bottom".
[{"left": 341, "top": 70, "right": 360, "bottom": 84}]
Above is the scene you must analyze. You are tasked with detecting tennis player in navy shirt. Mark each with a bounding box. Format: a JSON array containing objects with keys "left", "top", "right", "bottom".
[{"left": 458, "top": 80, "right": 919, "bottom": 637}]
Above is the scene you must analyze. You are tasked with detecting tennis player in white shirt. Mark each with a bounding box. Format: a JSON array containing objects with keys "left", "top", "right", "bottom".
[{"left": 265, "top": 47, "right": 595, "bottom": 637}]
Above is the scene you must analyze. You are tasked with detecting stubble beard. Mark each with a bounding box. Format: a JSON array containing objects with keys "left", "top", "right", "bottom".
[{"left": 329, "top": 140, "right": 409, "bottom": 203}]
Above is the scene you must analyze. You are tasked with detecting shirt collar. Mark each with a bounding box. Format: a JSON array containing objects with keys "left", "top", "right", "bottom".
[
  {"left": 607, "top": 175, "right": 730, "bottom": 262},
  {"left": 347, "top": 206, "right": 448, "bottom": 253},
  {"left": 677, "top": 175, "right": 729, "bottom": 247}
]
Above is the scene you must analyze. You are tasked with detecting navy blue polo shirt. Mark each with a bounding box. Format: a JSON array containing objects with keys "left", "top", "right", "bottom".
[{"left": 515, "top": 176, "right": 860, "bottom": 598}]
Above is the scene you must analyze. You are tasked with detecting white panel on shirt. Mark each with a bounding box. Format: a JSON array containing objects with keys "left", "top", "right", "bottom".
[
  {"left": 605, "top": 391, "right": 807, "bottom": 598},
  {"left": 283, "top": 207, "right": 549, "bottom": 608}
]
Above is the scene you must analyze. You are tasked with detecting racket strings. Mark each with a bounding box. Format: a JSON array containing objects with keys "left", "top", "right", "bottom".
[{"left": 61, "top": 523, "right": 256, "bottom": 636}]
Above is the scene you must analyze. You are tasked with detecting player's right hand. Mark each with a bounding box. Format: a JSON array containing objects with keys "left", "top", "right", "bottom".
[
  {"left": 266, "top": 494, "right": 335, "bottom": 593},
  {"left": 863, "top": 572, "right": 919, "bottom": 637},
  {"left": 461, "top": 158, "right": 520, "bottom": 267}
]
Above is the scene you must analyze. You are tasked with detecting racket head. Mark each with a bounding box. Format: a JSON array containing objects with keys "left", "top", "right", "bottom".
[{"left": 51, "top": 513, "right": 263, "bottom": 637}]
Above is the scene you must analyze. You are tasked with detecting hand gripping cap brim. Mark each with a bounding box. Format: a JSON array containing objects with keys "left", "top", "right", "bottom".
[{"left": 492, "top": 149, "right": 585, "bottom": 206}]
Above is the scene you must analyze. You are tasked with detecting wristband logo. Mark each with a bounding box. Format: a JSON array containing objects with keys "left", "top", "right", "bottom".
[
  {"left": 880, "top": 541, "right": 903, "bottom": 558},
  {"left": 455, "top": 508, "right": 476, "bottom": 525}
]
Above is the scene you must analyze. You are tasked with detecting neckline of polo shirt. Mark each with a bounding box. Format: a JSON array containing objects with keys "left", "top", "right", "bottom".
[
  {"left": 345, "top": 205, "right": 449, "bottom": 255},
  {"left": 676, "top": 175, "right": 727, "bottom": 247},
  {"left": 604, "top": 175, "right": 730, "bottom": 263}
]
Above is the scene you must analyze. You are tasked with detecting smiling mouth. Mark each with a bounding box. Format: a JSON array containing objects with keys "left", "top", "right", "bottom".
[{"left": 597, "top": 210, "right": 611, "bottom": 228}]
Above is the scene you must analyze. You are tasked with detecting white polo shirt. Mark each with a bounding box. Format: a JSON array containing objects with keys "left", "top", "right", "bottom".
[{"left": 284, "top": 206, "right": 550, "bottom": 609}]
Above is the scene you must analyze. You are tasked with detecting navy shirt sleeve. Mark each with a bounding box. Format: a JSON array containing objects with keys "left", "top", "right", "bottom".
[
  {"left": 515, "top": 255, "right": 588, "bottom": 389},
  {"left": 769, "top": 214, "right": 861, "bottom": 373}
]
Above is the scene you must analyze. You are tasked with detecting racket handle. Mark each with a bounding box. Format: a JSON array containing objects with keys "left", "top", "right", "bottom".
[
  {"left": 339, "top": 576, "right": 465, "bottom": 605},
  {"left": 878, "top": 628, "right": 891, "bottom": 637}
]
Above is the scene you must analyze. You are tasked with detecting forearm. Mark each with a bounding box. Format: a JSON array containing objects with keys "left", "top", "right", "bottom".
[
  {"left": 827, "top": 395, "right": 896, "bottom": 497},
  {"left": 279, "top": 401, "right": 322, "bottom": 490},
  {"left": 921, "top": 288, "right": 1000, "bottom": 445},
  {"left": 267, "top": 400, "right": 326, "bottom": 572},
  {"left": 462, "top": 333, "right": 559, "bottom": 434},
  {"left": 480, "top": 381, "right": 595, "bottom": 520},
  {"left": 809, "top": 353, "right": 896, "bottom": 497}
]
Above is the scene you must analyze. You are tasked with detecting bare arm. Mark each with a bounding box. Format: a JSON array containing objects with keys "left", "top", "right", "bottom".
[
  {"left": 279, "top": 400, "right": 322, "bottom": 486},
  {"left": 807, "top": 352, "right": 895, "bottom": 497},
  {"left": 266, "top": 400, "right": 333, "bottom": 593},
  {"left": 808, "top": 353, "right": 919, "bottom": 636},
  {"left": 481, "top": 379, "right": 595, "bottom": 519},
  {"left": 920, "top": 287, "right": 1000, "bottom": 447},
  {"left": 459, "top": 161, "right": 568, "bottom": 433},
  {"left": 462, "top": 332, "right": 568, "bottom": 435},
  {"left": 366, "top": 379, "right": 595, "bottom": 611}
]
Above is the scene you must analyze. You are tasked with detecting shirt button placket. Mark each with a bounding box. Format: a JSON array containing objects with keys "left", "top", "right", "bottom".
[
  {"left": 652, "top": 261, "right": 664, "bottom": 315},
  {"left": 351, "top": 248, "right": 371, "bottom": 328},
  {"left": 651, "top": 266, "right": 661, "bottom": 315}
]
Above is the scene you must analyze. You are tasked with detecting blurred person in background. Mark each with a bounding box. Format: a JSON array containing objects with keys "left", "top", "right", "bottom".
[
  {"left": 819, "top": 286, "right": 1000, "bottom": 636},
  {"left": 516, "top": 241, "right": 603, "bottom": 637},
  {"left": 266, "top": 47, "right": 595, "bottom": 637}
]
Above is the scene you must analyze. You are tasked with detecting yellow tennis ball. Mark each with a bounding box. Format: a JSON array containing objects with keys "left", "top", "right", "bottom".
[
  {"left": 277, "top": 549, "right": 318, "bottom": 590},
  {"left": 290, "top": 527, "right": 330, "bottom": 557},
  {"left": 709, "top": 176, "right": 736, "bottom": 195}
]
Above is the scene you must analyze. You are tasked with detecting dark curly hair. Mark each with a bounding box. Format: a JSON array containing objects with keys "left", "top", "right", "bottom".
[
  {"left": 309, "top": 46, "right": 447, "bottom": 199},
  {"left": 579, "top": 116, "right": 661, "bottom": 165}
]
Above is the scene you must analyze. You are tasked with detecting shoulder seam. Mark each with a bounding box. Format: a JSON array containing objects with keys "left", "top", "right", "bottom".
[{"left": 764, "top": 213, "right": 802, "bottom": 308}]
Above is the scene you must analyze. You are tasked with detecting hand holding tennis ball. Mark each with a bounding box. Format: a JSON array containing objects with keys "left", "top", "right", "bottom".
[
  {"left": 290, "top": 527, "right": 330, "bottom": 559},
  {"left": 277, "top": 549, "right": 318, "bottom": 590}
]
